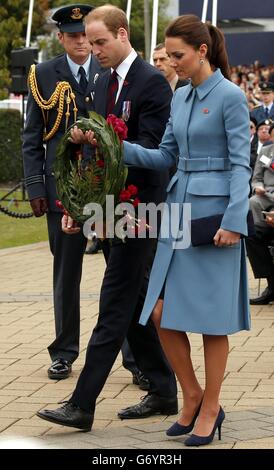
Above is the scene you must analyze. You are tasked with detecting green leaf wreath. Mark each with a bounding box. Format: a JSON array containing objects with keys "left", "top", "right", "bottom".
[{"left": 54, "top": 111, "right": 128, "bottom": 225}]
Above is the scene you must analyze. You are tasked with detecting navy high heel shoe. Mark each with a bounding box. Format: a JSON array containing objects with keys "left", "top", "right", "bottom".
[
  {"left": 184, "top": 406, "right": 225, "bottom": 446},
  {"left": 166, "top": 401, "right": 202, "bottom": 437}
]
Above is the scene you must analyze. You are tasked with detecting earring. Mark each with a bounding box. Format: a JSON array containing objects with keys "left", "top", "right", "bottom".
[{"left": 200, "top": 59, "right": 205, "bottom": 65}]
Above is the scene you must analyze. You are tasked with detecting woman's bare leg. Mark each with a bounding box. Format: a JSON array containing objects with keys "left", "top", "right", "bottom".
[
  {"left": 192, "top": 334, "right": 229, "bottom": 436},
  {"left": 152, "top": 300, "right": 203, "bottom": 425}
]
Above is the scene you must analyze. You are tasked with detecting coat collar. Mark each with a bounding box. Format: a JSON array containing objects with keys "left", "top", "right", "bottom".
[
  {"left": 185, "top": 68, "right": 224, "bottom": 101},
  {"left": 54, "top": 54, "right": 96, "bottom": 95}
]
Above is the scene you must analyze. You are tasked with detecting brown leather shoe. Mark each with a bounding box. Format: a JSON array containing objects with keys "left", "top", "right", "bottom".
[{"left": 37, "top": 402, "right": 93, "bottom": 431}]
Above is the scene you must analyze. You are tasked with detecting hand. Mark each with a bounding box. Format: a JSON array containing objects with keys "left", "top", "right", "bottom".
[
  {"left": 266, "top": 212, "right": 274, "bottom": 227},
  {"left": 30, "top": 197, "right": 48, "bottom": 217},
  {"left": 213, "top": 228, "right": 240, "bottom": 247},
  {"left": 69, "top": 126, "right": 97, "bottom": 146},
  {"left": 61, "top": 214, "right": 81, "bottom": 234},
  {"left": 255, "top": 187, "right": 266, "bottom": 196}
]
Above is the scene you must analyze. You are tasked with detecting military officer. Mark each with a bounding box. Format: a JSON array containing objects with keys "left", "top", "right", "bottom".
[
  {"left": 22, "top": 4, "right": 101, "bottom": 380},
  {"left": 247, "top": 140, "right": 274, "bottom": 305},
  {"left": 255, "top": 119, "right": 273, "bottom": 155},
  {"left": 251, "top": 81, "right": 274, "bottom": 123}
]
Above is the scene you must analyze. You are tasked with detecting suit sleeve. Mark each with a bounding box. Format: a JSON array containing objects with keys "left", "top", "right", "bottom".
[
  {"left": 22, "top": 69, "right": 46, "bottom": 200},
  {"left": 124, "top": 93, "right": 179, "bottom": 170},
  {"left": 220, "top": 87, "right": 251, "bottom": 235}
]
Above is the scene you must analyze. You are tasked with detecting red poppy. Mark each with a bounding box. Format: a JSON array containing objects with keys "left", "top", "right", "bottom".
[
  {"left": 96, "top": 159, "right": 105, "bottom": 168},
  {"left": 55, "top": 200, "right": 68, "bottom": 215},
  {"left": 107, "top": 114, "right": 128, "bottom": 141},
  {"left": 133, "top": 197, "right": 140, "bottom": 207},
  {"left": 127, "top": 184, "right": 138, "bottom": 196},
  {"left": 55, "top": 199, "right": 64, "bottom": 210},
  {"left": 119, "top": 189, "right": 131, "bottom": 201}
]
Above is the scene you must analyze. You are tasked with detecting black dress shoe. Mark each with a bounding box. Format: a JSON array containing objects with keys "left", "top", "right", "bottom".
[
  {"left": 250, "top": 287, "right": 274, "bottom": 305},
  {"left": 37, "top": 402, "right": 93, "bottom": 431},
  {"left": 118, "top": 393, "right": 178, "bottom": 419},
  {"left": 47, "top": 359, "right": 72, "bottom": 380},
  {"left": 132, "top": 371, "right": 150, "bottom": 391}
]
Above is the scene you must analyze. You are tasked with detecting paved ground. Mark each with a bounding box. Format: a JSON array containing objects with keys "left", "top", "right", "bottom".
[{"left": 1, "top": 241, "right": 274, "bottom": 449}]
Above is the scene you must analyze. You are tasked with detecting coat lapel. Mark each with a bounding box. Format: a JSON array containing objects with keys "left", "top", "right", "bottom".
[
  {"left": 112, "top": 56, "right": 141, "bottom": 118},
  {"left": 94, "top": 71, "right": 109, "bottom": 117},
  {"left": 55, "top": 55, "right": 101, "bottom": 96},
  {"left": 112, "top": 81, "right": 130, "bottom": 117},
  {"left": 183, "top": 87, "right": 196, "bottom": 158},
  {"left": 86, "top": 56, "right": 101, "bottom": 96}
]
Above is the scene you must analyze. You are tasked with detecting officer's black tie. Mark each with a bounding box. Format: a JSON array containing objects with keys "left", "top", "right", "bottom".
[
  {"left": 78, "top": 66, "right": 88, "bottom": 94},
  {"left": 265, "top": 107, "right": 269, "bottom": 119}
]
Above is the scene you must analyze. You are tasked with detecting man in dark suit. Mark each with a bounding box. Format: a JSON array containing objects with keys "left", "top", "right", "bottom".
[
  {"left": 22, "top": 4, "right": 102, "bottom": 380},
  {"left": 37, "top": 5, "right": 177, "bottom": 431}
]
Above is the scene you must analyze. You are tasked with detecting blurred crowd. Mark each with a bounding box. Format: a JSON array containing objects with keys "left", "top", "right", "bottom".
[{"left": 231, "top": 62, "right": 274, "bottom": 111}]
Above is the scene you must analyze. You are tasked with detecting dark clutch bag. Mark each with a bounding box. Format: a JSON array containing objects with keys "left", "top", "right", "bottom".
[{"left": 191, "top": 210, "right": 255, "bottom": 247}]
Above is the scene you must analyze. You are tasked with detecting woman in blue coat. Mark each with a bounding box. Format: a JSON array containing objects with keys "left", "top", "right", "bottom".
[{"left": 122, "top": 15, "right": 251, "bottom": 446}]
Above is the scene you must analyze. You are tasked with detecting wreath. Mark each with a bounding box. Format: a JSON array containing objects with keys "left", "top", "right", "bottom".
[{"left": 54, "top": 112, "right": 129, "bottom": 225}]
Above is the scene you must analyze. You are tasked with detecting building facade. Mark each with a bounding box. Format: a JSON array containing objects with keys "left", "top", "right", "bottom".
[{"left": 179, "top": 0, "right": 274, "bottom": 65}]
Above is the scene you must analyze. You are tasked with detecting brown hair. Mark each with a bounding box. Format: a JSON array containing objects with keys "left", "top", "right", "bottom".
[
  {"left": 165, "top": 15, "right": 230, "bottom": 80},
  {"left": 154, "top": 43, "right": 165, "bottom": 51},
  {"left": 85, "top": 5, "right": 129, "bottom": 39}
]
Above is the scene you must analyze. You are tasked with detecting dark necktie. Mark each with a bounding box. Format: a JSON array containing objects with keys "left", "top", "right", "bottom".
[
  {"left": 78, "top": 66, "right": 88, "bottom": 94},
  {"left": 106, "top": 70, "right": 119, "bottom": 116},
  {"left": 265, "top": 107, "right": 269, "bottom": 118}
]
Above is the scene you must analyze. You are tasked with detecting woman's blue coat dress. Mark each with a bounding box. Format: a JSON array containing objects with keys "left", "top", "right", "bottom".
[{"left": 123, "top": 69, "right": 251, "bottom": 335}]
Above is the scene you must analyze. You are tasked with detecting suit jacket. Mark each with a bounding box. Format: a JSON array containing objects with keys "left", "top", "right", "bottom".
[
  {"left": 124, "top": 69, "right": 251, "bottom": 335},
  {"left": 252, "top": 143, "right": 274, "bottom": 191},
  {"left": 22, "top": 53, "right": 102, "bottom": 211},
  {"left": 92, "top": 55, "right": 173, "bottom": 205},
  {"left": 175, "top": 78, "right": 189, "bottom": 90}
]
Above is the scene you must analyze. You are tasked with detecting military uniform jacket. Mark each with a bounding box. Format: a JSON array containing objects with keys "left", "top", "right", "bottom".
[
  {"left": 22, "top": 53, "right": 101, "bottom": 211},
  {"left": 252, "top": 143, "right": 274, "bottom": 191},
  {"left": 250, "top": 104, "right": 274, "bottom": 124}
]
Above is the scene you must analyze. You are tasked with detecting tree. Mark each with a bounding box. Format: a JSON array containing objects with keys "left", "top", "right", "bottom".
[
  {"left": 0, "top": 1, "right": 171, "bottom": 98},
  {"left": 44, "top": 0, "right": 170, "bottom": 58},
  {"left": 0, "top": 0, "right": 48, "bottom": 99}
]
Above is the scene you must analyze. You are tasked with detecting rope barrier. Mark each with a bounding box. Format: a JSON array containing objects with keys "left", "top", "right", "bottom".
[{"left": 0, "top": 203, "right": 33, "bottom": 218}]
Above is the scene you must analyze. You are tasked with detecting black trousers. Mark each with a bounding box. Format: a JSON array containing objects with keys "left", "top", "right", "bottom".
[
  {"left": 101, "top": 239, "right": 143, "bottom": 376},
  {"left": 121, "top": 338, "right": 140, "bottom": 375},
  {"left": 246, "top": 225, "right": 274, "bottom": 279},
  {"left": 70, "top": 237, "right": 177, "bottom": 412},
  {"left": 47, "top": 212, "right": 87, "bottom": 363}
]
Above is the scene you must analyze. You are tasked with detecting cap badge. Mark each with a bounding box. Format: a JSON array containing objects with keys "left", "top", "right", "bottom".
[{"left": 71, "top": 8, "right": 83, "bottom": 20}]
